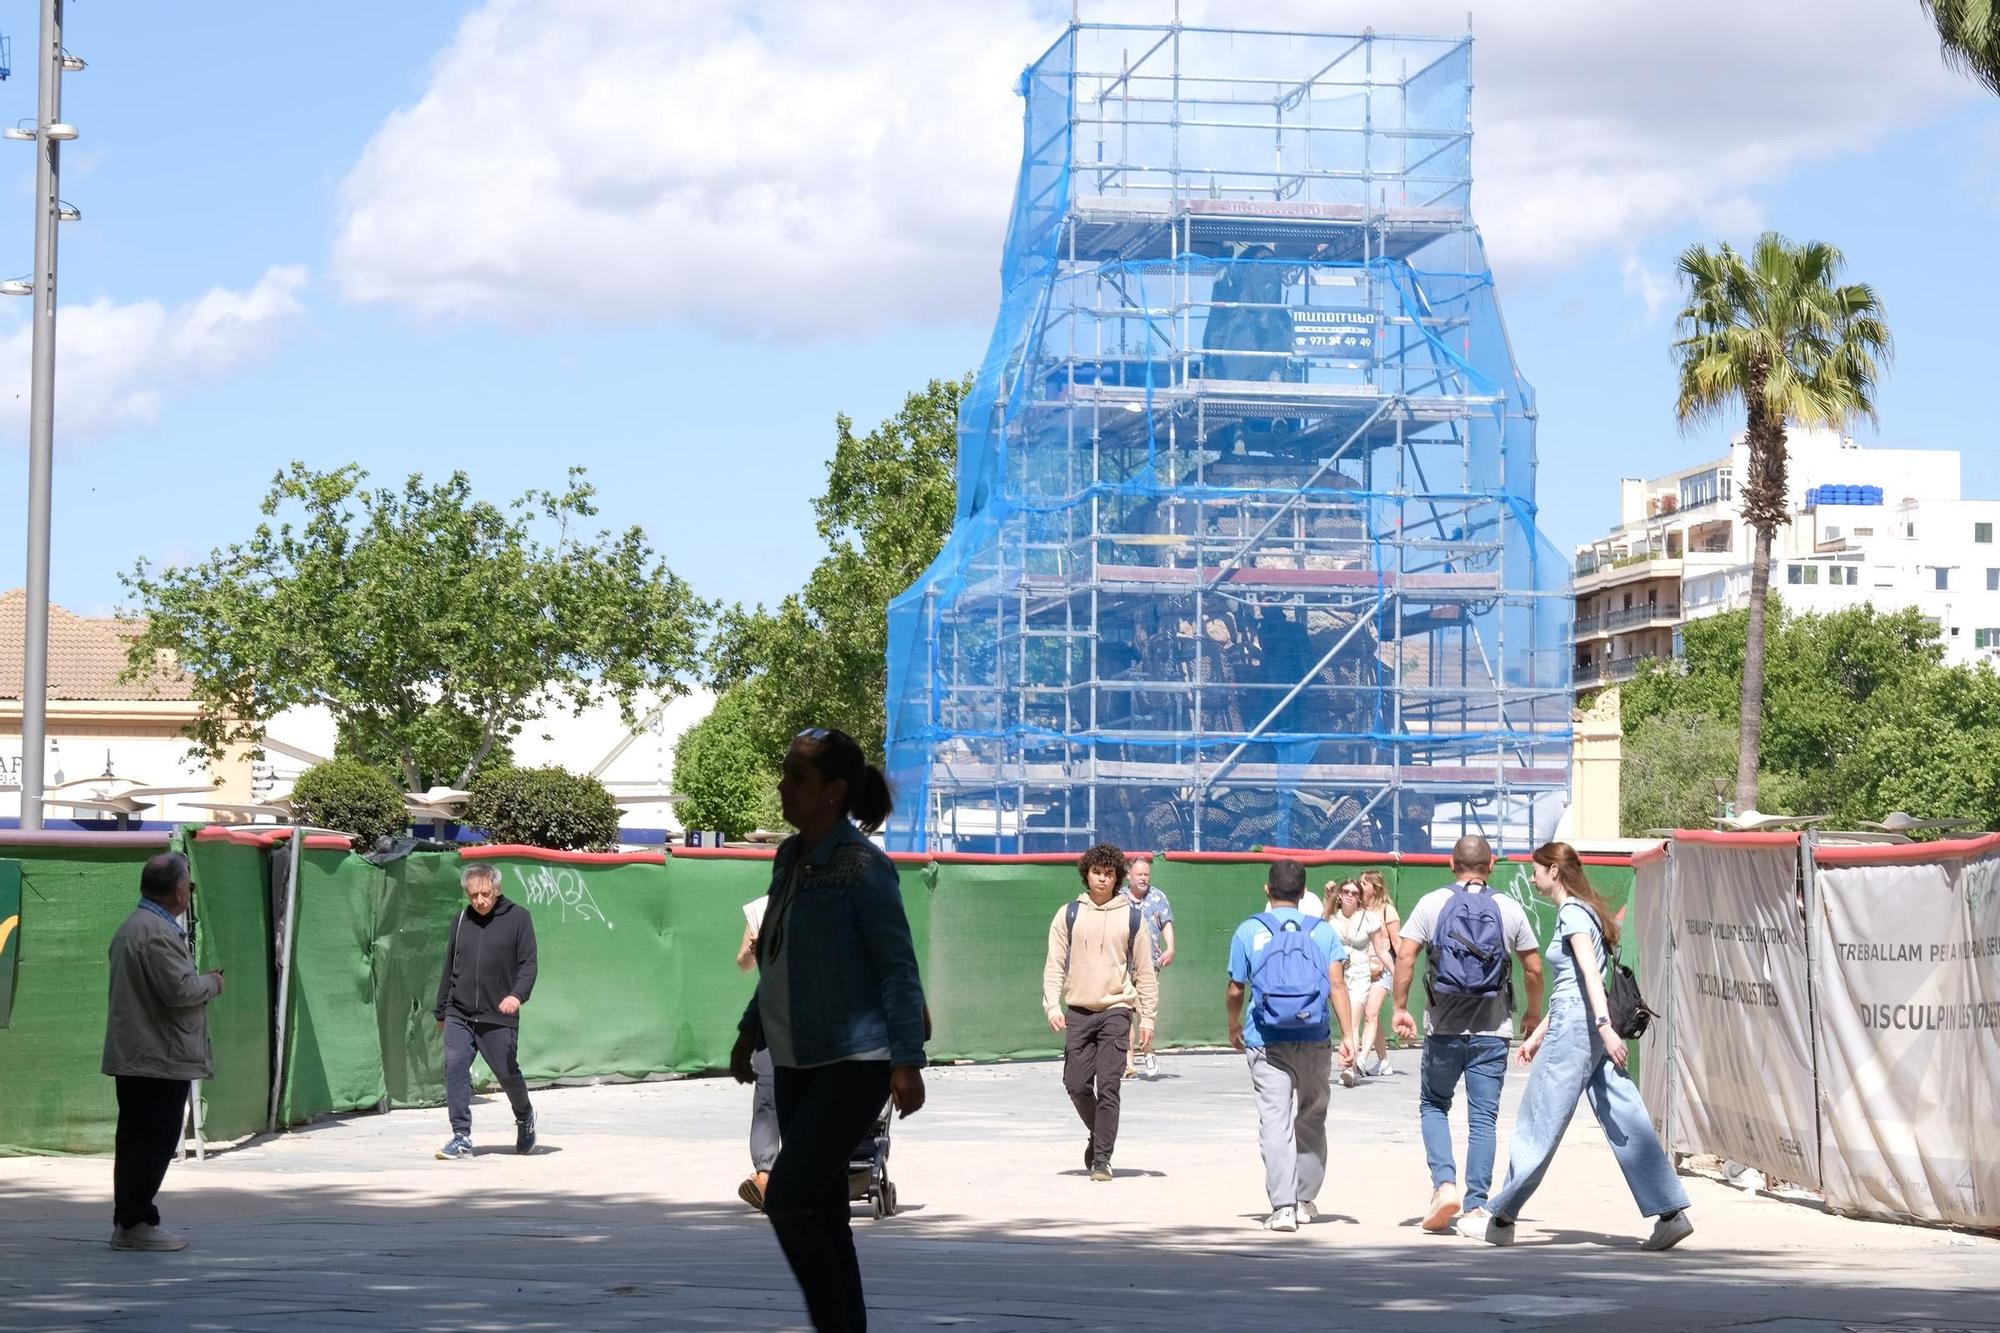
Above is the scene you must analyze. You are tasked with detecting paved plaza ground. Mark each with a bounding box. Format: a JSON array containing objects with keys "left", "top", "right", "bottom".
[{"left": 1, "top": 1052, "right": 1996, "bottom": 1331}]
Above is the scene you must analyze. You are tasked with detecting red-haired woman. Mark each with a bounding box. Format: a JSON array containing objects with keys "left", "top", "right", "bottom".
[{"left": 1474, "top": 842, "right": 1690, "bottom": 1251}]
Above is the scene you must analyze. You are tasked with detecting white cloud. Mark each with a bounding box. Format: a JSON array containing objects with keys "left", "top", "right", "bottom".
[
  {"left": 0, "top": 264, "right": 308, "bottom": 443},
  {"left": 1620, "top": 256, "right": 1675, "bottom": 323},
  {"left": 332, "top": 0, "right": 1974, "bottom": 337}
]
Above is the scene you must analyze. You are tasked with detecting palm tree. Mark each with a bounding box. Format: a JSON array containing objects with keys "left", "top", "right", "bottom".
[
  {"left": 1917, "top": 0, "right": 2000, "bottom": 95},
  {"left": 1673, "top": 233, "right": 1892, "bottom": 814}
]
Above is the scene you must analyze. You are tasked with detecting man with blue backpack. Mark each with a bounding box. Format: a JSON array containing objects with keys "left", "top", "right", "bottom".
[
  {"left": 1225, "top": 859, "right": 1356, "bottom": 1233},
  {"left": 1392, "top": 835, "right": 1544, "bottom": 1235}
]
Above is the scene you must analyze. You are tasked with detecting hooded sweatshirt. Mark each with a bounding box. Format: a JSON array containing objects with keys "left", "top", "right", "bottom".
[
  {"left": 433, "top": 895, "right": 539, "bottom": 1028},
  {"left": 1042, "top": 892, "right": 1160, "bottom": 1029}
]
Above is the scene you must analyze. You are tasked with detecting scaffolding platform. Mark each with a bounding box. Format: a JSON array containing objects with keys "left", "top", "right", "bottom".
[{"left": 884, "top": 18, "right": 1573, "bottom": 854}]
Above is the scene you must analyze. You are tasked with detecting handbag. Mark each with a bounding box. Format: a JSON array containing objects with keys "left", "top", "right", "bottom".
[{"left": 1576, "top": 903, "right": 1656, "bottom": 1038}]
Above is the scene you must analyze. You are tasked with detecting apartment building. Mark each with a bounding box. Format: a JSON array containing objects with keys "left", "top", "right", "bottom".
[{"left": 1574, "top": 428, "right": 2000, "bottom": 683}]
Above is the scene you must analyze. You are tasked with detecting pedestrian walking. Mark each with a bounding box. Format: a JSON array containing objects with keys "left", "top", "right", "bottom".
[
  {"left": 1392, "top": 835, "right": 1543, "bottom": 1234},
  {"left": 1325, "top": 879, "right": 1390, "bottom": 1088},
  {"left": 729, "top": 726, "right": 927, "bottom": 1333},
  {"left": 1358, "top": 870, "right": 1401, "bottom": 1076},
  {"left": 102, "top": 852, "right": 224, "bottom": 1251},
  {"left": 432, "top": 863, "right": 539, "bottom": 1160},
  {"left": 1042, "top": 842, "right": 1158, "bottom": 1181},
  {"left": 1476, "top": 842, "right": 1692, "bottom": 1250},
  {"left": 1124, "top": 852, "right": 1174, "bottom": 1078},
  {"left": 1227, "top": 859, "right": 1355, "bottom": 1231},
  {"left": 735, "top": 894, "right": 779, "bottom": 1211}
]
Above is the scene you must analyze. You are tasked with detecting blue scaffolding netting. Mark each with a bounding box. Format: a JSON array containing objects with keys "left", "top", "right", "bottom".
[{"left": 885, "top": 20, "right": 1573, "bottom": 854}]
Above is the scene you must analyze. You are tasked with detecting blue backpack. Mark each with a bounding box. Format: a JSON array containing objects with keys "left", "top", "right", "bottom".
[
  {"left": 1249, "top": 912, "right": 1332, "bottom": 1036},
  {"left": 1425, "top": 883, "right": 1510, "bottom": 1004}
]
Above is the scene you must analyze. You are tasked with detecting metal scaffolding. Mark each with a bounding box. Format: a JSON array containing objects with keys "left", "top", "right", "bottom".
[{"left": 884, "top": 19, "right": 1573, "bottom": 854}]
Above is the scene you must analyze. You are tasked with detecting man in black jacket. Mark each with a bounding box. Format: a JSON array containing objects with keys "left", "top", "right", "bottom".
[{"left": 432, "top": 863, "right": 539, "bottom": 1159}]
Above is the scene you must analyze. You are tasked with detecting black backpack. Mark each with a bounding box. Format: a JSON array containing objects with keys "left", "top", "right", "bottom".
[{"left": 1576, "top": 904, "right": 1656, "bottom": 1039}]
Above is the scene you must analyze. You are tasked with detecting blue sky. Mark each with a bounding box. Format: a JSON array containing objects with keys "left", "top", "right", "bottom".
[{"left": 1, "top": 1, "right": 1994, "bottom": 622}]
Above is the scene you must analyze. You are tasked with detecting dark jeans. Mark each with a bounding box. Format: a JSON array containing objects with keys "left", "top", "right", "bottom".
[
  {"left": 113, "top": 1076, "right": 189, "bottom": 1230},
  {"left": 1062, "top": 1007, "right": 1131, "bottom": 1162},
  {"left": 442, "top": 1013, "right": 533, "bottom": 1139},
  {"left": 1418, "top": 1034, "right": 1510, "bottom": 1212},
  {"left": 766, "top": 1061, "right": 893, "bottom": 1333}
]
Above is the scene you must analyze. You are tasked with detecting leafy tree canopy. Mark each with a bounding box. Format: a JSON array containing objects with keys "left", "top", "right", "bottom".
[
  {"left": 122, "top": 464, "right": 709, "bottom": 792},
  {"left": 1619, "top": 603, "right": 2000, "bottom": 832},
  {"left": 678, "top": 375, "right": 966, "bottom": 828}
]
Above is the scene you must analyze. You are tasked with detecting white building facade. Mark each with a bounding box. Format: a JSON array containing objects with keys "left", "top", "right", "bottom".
[{"left": 1574, "top": 429, "right": 2000, "bottom": 682}]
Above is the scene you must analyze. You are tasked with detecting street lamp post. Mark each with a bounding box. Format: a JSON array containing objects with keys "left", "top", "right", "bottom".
[{"left": 15, "top": 0, "right": 72, "bottom": 831}]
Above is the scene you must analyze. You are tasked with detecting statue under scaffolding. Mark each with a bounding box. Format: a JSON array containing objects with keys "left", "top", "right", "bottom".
[{"left": 884, "top": 18, "right": 1573, "bottom": 853}]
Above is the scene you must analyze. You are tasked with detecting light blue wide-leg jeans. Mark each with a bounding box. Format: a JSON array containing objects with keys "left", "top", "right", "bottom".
[{"left": 1488, "top": 998, "right": 1689, "bottom": 1223}]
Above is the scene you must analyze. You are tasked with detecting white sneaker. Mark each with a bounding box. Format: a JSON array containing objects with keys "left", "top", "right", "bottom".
[
  {"left": 1339, "top": 1064, "right": 1360, "bottom": 1088},
  {"left": 1264, "top": 1205, "right": 1298, "bottom": 1232},
  {"left": 110, "top": 1224, "right": 188, "bottom": 1252},
  {"left": 1143, "top": 1052, "right": 1160, "bottom": 1077},
  {"left": 1296, "top": 1201, "right": 1319, "bottom": 1223},
  {"left": 1642, "top": 1211, "right": 1693, "bottom": 1251},
  {"left": 1454, "top": 1207, "right": 1488, "bottom": 1237},
  {"left": 1374, "top": 1055, "right": 1394, "bottom": 1077}
]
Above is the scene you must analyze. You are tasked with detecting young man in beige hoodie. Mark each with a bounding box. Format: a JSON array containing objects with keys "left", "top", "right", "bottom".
[{"left": 1042, "top": 843, "right": 1159, "bottom": 1181}]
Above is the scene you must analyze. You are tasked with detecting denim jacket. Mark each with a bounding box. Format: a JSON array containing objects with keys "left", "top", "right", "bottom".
[{"left": 738, "top": 821, "right": 927, "bottom": 1068}]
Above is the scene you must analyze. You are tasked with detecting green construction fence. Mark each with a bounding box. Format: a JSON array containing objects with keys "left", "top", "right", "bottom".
[{"left": 0, "top": 831, "right": 1652, "bottom": 1155}]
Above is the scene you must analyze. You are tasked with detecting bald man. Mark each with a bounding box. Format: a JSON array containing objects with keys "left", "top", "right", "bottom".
[{"left": 1392, "top": 835, "right": 1542, "bottom": 1236}]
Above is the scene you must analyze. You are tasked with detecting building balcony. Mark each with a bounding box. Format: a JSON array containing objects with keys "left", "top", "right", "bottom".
[
  {"left": 1573, "top": 658, "right": 1645, "bottom": 687},
  {"left": 1573, "top": 554, "right": 1682, "bottom": 593},
  {"left": 1572, "top": 602, "right": 1681, "bottom": 640}
]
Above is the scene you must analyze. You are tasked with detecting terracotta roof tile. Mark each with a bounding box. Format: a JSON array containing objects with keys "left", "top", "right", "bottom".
[{"left": 0, "top": 588, "right": 195, "bottom": 701}]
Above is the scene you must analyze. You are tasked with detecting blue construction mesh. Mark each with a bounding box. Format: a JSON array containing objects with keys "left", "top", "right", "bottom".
[{"left": 885, "top": 23, "right": 1573, "bottom": 853}]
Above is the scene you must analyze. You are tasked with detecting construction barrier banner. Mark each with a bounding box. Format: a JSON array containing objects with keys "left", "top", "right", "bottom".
[
  {"left": 180, "top": 831, "right": 275, "bottom": 1143},
  {"left": 1664, "top": 835, "right": 1819, "bottom": 1184},
  {"left": 0, "top": 859, "right": 19, "bottom": 1029},
  {"left": 1631, "top": 850, "right": 1672, "bottom": 1136},
  {"left": 1811, "top": 841, "right": 2000, "bottom": 1227},
  {"left": 2, "top": 837, "right": 1658, "bottom": 1153},
  {"left": 278, "top": 848, "right": 389, "bottom": 1124},
  {"left": 0, "top": 846, "right": 156, "bottom": 1154}
]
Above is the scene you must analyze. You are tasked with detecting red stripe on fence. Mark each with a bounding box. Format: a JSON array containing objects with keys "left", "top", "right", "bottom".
[
  {"left": 1812, "top": 832, "right": 2000, "bottom": 867},
  {"left": 459, "top": 844, "right": 666, "bottom": 865}
]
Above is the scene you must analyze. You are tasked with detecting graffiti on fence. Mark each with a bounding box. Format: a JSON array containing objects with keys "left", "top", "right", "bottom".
[{"left": 509, "top": 864, "right": 615, "bottom": 931}]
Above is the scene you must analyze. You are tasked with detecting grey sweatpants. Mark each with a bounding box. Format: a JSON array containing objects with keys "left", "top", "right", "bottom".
[
  {"left": 443, "top": 1013, "right": 533, "bottom": 1139},
  {"left": 750, "top": 1047, "right": 780, "bottom": 1172},
  {"left": 1246, "top": 1041, "right": 1332, "bottom": 1210}
]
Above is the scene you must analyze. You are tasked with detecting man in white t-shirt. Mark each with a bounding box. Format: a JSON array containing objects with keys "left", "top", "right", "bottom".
[{"left": 1391, "top": 835, "right": 1543, "bottom": 1236}]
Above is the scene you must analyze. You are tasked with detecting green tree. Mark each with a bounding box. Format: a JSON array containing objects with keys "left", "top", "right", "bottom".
[
  {"left": 122, "top": 464, "right": 708, "bottom": 791},
  {"left": 1918, "top": 0, "right": 2000, "bottom": 94},
  {"left": 1621, "top": 603, "right": 2000, "bottom": 831},
  {"left": 334, "top": 701, "right": 514, "bottom": 791},
  {"left": 464, "top": 765, "right": 621, "bottom": 850},
  {"left": 1673, "top": 233, "right": 1892, "bottom": 811},
  {"left": 1619, "top": 710, "right": 1738, "bottom": 836},
  {"left": 672, "top": 682, "right": 786, "bottom": 839},
  {"left": 289, "top": 759, "right": 407, "bottom": 847},
  {"left": 680, "top": 375, "right": 966, "bottom": 824}
]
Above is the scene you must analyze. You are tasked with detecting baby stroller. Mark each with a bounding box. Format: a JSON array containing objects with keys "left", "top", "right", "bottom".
[{"left": 846, "top": 1098, "right": 897, "bottom": 1218}]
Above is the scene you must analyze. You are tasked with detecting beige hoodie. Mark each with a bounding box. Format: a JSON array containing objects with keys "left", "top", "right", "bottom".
[{"left": 1042, "top": 892, "right": 1160, "bottom": 1029}]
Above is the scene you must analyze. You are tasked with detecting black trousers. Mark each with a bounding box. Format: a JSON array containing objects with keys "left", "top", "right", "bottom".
[
  {"left": 1063, "top": 1007, "right": 1131, "bottom": 1161},
  {"left": 442, "top": 1014, "right": 533, "bottom": 1139},
  {"left": 766, "top": 1061, "right": 893, "bottom": 1333},
  {"left": 112, "top": 1076, "right": 189, "bottom": 1230}
]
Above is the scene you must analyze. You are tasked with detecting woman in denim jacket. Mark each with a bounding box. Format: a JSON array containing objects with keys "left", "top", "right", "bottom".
[
  {"left": 1474, "top": 841, "right": 1691, "bottom": 1251},
  {"left": 731, "top": 727, "right": 927, "bottom": 1332}
]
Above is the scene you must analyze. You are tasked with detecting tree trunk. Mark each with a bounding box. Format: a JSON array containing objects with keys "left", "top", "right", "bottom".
[{"left": 1736, "top": 523, "right": 1773, "bottom": 814}]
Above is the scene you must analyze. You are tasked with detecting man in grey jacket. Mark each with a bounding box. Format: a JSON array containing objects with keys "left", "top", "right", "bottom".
[{"left": 101, "top": 852, "right": 224, "bottom": 1252}]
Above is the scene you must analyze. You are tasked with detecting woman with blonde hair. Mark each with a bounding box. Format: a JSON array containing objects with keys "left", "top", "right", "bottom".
[
  {"left": 1324, "top": 877, "right": 1392, "bottom": 1086},
  {"left": 1356, "top": 870, "right": 1400, "bottom": 1076},
  {"left": 1472, "top": 841, "right": 1691, "bottom": 1251}
]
